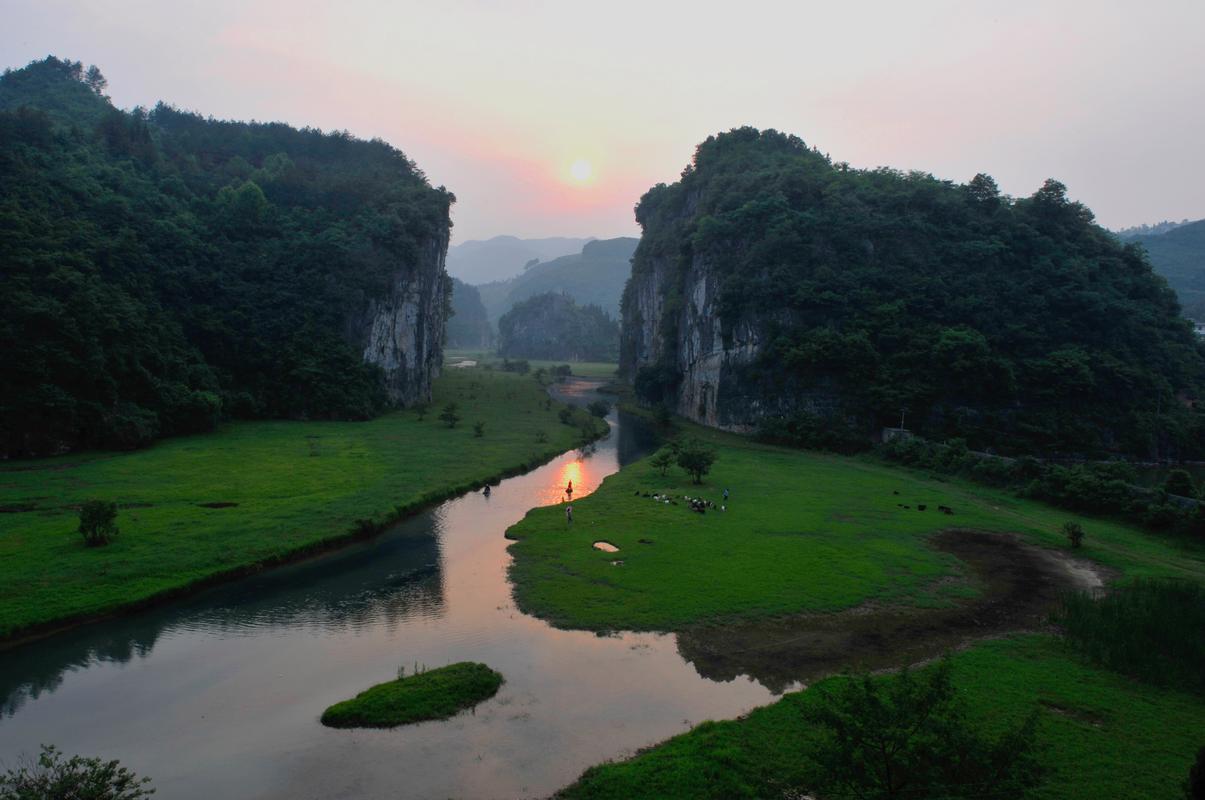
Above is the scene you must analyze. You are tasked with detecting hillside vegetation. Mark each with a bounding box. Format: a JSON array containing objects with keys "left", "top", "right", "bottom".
[
  {"left": 623, "top": 128, "right": 1205, "bottom": 458},
  {"left": 498, "top": 293, "right": 620, "bottom": 362},
  {"left": 0, "top": 56, "right": 452, "bottom": 457},
  {"left": 478, "top": 237, "right": 637, "bottom": 321}
]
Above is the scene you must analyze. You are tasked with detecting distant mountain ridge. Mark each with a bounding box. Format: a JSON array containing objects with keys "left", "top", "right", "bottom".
[
  {"left": 1131, "top": 219, "right": 1205, "bottom": 318},
  {"left": 476, "top": 237, "right": 637, "bottom": 323},
  {"left": 446, "top": 235, "right": 593, "bottom": 284}
]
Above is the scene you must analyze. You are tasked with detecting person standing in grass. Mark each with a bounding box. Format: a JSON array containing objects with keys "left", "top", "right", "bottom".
[
  {"left": 723, "top": 488, "right": 729, "bottom": 502},
  {"left": 565, "top": 505, "right": 573, "bottom": 524}
]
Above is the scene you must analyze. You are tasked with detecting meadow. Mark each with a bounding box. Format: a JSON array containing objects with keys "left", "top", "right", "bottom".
[
  {"left": 0, "top": 369, "right": 604, "bottom": 641},
  {"left": 506, "top": 420, "right": 1205, "bottom": 632},
  {"left": 559, "top": 634, "right": 1205, "bottom": 799}
]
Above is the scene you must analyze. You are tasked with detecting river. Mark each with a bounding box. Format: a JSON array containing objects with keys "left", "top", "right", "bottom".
[{"left": 0, "top": 380, "right": 779, "bottom": 799}]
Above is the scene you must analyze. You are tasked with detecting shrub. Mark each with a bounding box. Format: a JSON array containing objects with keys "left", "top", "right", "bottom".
[
  {"left": 558, "top": 407, "right": 574, "bottom": 425},
  {"left": 78, "top": 500, "right": 119, "bottom": 547},
  {"left": 1062, "top": 520, "right": 1085, "bottom": 548},
  {"left": 472, "top": 421, "right": 484, "bottom": 438},
  {"left": 652, "top": 404, "right": 673, "bottom": 428},
  {"left": 587, "top": 400, "right": 610, "bottom": 418},
  {"left": 0, "top": 744, "right": 154, "bottom": 799},
  {"left": 802, "top": 660, "right": 1044, "bottom": 799},
  {"left": 1165, "top": 469, "right": 1198, "bottom": 498},
  {"left": 439, "top": 402, "right": 461, "bottom": 428}
]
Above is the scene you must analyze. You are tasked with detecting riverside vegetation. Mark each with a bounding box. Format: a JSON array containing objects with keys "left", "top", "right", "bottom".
[
  {"left": 0, "top": 369, "right": 605, "bottom": 641},
  {"left": 320, "top": 662, "right": 504, "bottom": 728}
]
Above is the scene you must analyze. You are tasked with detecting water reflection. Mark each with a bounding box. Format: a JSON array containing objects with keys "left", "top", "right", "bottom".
[{"left": 0, "top": 381, "right": 778, "bottom": 800}]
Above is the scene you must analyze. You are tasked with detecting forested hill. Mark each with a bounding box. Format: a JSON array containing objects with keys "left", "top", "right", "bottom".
[
  {"left": 476, "top": 237, "right": 637, "bottom": 322},
  {"left": 0, "top": 56, "right": 454, "bottom": 458},
  {"left": 622, "top": 127, "right": 1205, "bottom": 458},
  {"left": 1130, "top": 220, "right": 1205, "bottom": 319}
]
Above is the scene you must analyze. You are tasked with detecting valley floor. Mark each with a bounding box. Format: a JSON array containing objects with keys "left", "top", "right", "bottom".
[
  {"left": 0, "top": 369, "right": 603, "bottom": 641},
  {"left": 503, "top": 414, "right": 1205, "bottom": 798}
]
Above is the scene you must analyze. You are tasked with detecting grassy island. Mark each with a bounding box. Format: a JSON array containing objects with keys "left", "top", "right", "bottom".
[
  {"left": 0, "top": 369, "right": 605, "bottom": 641},
  {"left": 320, "top": 662, "right": 504, "bottom": 728}
]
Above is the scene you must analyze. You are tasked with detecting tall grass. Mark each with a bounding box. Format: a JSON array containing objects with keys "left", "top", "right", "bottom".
[{"left": 1056, "top": 579, "right": 1205, "bottom": 695}]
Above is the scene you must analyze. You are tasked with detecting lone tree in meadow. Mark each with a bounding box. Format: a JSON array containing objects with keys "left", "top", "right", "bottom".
[
  {"left": 78, "top": 499, "right": 119, "bottom": 547},
  {"left": 802, "top": 660, "right": 1044, "bottom": 799},
  {"left": 439, "top": 402, "right": 461, "bottom": 429},
  {"left": 1062, "top": 520, "right": 1085, "bottom": 549},
  {"left": 649, "top": 448, "right": 675, "bottom": 477},
  {"left": 676, "top": 438, "right": 717, "bottom": 484}
]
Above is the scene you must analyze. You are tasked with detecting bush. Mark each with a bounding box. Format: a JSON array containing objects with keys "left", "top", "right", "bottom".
[
  {"left": 439, "top": 402, "right": 461, "bottom": 428},
  {"left": 1062, "top": 520, "right": 1085, "bottom": 548},
  {"left": 1165, "top": 469, "right": 1198, "bottom": 498},
  {"left": 1056, "top": 579, "right": 1205, "bottom": 695},
  {"left": 802, "top": 660, "right": 1044, "bottom": 799},
  {"left": 0, "top": 744, "right": 154, "bottom": 799},
  {"left": 755, "top": 411, "right": 868, "bottom": 454},
  {"left": 472, "top": 421, "right": 484, "bottom": 438},
  {"left": 558, "top": 407, "right": 574, "bottom": 425},
  {"left": 587, "top": 400, "right": 610, "bottom": 418},
  {"left": 78, "top": 500, "right": 119, "bottom": 547}
]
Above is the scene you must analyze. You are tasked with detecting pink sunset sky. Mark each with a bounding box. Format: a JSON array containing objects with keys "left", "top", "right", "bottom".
[{"left": 3, "top": 0, "right": 1204, "bottom": 242}]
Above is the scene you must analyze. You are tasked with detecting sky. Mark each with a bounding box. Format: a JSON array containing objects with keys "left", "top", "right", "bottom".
[{"left": 3, "top": 0, "right": 1204, "bottom": 243}]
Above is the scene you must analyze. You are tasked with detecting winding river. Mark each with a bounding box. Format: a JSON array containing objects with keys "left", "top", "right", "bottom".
[{"left": 0, "top": 380, "right": 780, "bottom": 799}]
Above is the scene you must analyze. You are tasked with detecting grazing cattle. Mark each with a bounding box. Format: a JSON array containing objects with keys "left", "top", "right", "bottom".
[{"left": 938, "top": 505, "right": 954, "bottom": 515}]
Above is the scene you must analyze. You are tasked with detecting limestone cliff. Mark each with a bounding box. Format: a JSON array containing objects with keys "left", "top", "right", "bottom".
[{"left": 356, "top": 227, "right": 451, "bottom": 406}]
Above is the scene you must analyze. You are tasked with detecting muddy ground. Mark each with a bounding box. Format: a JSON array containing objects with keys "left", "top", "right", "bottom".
[{"left": 676, "top": 529, "right": 1111, "bottom": 692}]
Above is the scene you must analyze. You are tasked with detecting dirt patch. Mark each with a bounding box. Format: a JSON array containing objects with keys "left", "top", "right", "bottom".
[
  {"left": 675, "top": 529, "right": 1115, "bottom": 693},
  {"left": 197, "top": 502, "right": 239, "bottom": 509}
]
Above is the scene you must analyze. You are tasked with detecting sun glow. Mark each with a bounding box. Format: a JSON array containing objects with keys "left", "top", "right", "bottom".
[{"left": 568, "top": 158, "right": 593, "bottom": 183}]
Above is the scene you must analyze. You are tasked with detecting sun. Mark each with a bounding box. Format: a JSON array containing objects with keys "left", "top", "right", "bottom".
[{"left": 569, "top": 158, "right": 593, "bottom": 182}]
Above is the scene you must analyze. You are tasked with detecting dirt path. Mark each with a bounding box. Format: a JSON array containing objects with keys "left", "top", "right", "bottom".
[{"left": 675, "top": 529, "right": 1113, "bottom": 692}]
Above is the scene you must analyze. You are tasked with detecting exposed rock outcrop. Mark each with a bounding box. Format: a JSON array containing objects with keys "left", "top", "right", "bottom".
[{"left": 358, "top": 229, "right": 451, "bottom": 406}]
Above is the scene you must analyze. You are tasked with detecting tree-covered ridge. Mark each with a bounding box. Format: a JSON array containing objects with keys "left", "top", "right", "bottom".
[
  {"left": 1130, "top": 219, "right": 1205, "bottom": 319},
  {"left": 624, "top": 127, "right": 1205, "bottom": 457},
  {"left": 498, "top": 292, "right": 619, "bottom": 362},
  {"left": 447, "top": 278, "right": 493, "bottom": 348},
  {"left": 0, "top": 56, "right": 453, "bottom": 457}
]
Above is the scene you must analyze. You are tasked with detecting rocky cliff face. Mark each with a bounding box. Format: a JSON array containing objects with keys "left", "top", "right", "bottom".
[
  {"left": 622, "top": 248, "right": 816, "bottom": 432},
  {"left": 356, "top": 228, "right": 450, "bottom": 406}
]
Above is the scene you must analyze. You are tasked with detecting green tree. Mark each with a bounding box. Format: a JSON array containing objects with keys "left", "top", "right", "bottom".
[
  {"left": 439, "top": 403, "right": 461, "bottom": 429},
  {"left": 587, "top": 400, "right": 610, "bottom": 418},
  {"left": 649, "top": 448, "right": 675, "bottom": 476},
  {"left": 78, "top": 500, "right": 119, "bottom": 547},
  {"left": 1062, "top": 520, "right": 1085, "bottom": 548},
  {"left": 1164, "top": 469, "right": 1197, "bottom": 498},
  {"left": 0, "top": 744, "right": 153, "bottom": 799},
  {"left": 802, "top": 661, "right": 1044, "bottom": 800},
  {"left": 676, "top": 438, "right": 717, "bottom": 484},
  {"left": 83, "top": 64, "right": 107, "bottom": 96}
]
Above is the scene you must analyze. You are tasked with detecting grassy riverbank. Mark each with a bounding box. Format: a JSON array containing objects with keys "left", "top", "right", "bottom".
[
  {"left": 444, "top": 349, "right": 618, "bottom": 379},
  {"left": 559, "top": 634, "right": 1205, "bottom": 799},
  {"left": 0, "top": 369, "right": 605, "bottom": 641},
  {"left": 506, "top": 420, "right": 1205, "bottom": 632},
  {"left": 321, "top": 661, "right": 503, "bottom": 728}
]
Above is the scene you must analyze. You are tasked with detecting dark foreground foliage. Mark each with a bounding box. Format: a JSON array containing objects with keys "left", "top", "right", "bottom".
[
  {"left": 1057, "top": 579, "right": 1205, "bottom": 696},
  {"left": 0, "top": 56, "right": 452, "bottom": 456},
  {"left": 802, "top": 660, "right": 1043, "bottom": 800},
  {"left": 0, "top": 744, "right": 154, "bottom": 799},
  {"left": 320, "top": 662, "right": 503, "bottom": 728}
]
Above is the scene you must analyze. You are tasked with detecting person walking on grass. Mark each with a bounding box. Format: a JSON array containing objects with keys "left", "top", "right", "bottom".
[
  {"left": 565, "top": 505, "right": 573, "bottom": 525},
  {"left": 723, "top": 488, "right": 729, "bottom": 502}
]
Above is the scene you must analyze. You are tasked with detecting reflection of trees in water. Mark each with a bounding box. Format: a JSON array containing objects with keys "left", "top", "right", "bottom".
[
  {"left": 2, "top": 526, "right": 445, "bottom": 720},
  {"left": 616, "top": 412, "right": 659, "bottom": 466}
]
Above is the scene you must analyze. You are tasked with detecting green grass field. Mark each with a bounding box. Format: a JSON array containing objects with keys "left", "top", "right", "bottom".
[
  {"left": 559, "top": 634, "right": 1205, "bottom": 799},
  {"left": 507, "top": 421, "right": 1205, "bottom": 632},
  {"left": 0, "top": 369, "right": 604, "bottom": 640},
  {"left": 320, "top": 661, "right": 504, "bottom": 728},
  {"left": 444, "top": 349, "right": 618, "bottom": 379}
]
